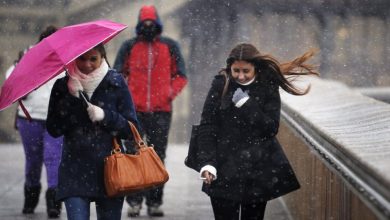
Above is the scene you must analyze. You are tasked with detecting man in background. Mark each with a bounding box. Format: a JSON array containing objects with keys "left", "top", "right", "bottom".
[{"left": 114, "top": 5, "right": 187, "bottom": 217}]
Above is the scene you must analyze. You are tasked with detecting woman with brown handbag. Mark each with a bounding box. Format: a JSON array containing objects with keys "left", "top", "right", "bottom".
[
  {"left": 197, "top": 43, "right": 318, "bottom": 220},
  {"left": 46, "top": 44, "right": 139, "bottom": 220}
]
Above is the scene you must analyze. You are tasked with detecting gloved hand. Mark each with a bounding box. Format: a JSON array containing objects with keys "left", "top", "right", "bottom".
[
  {"left": 232, "top": 88, "right": 250, "bottom": 108},
  {"left": 87, "top": 104, "right": 105, "bottom": 122},
  {"left": 67, "top": 77, "right": 83, "bottom": 98}
]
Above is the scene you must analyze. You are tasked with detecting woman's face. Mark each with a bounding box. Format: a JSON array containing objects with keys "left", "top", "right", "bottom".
[
  {"left": 76, "top": 49, "right": 103, "bottom": 74},
  {"left": 231, "top": 60, "right": 256, "bottom": 84}
]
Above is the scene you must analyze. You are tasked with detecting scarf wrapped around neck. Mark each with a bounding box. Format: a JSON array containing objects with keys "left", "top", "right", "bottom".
[{"left": 67, "top": 59, "right": 109, "bottom": 98}]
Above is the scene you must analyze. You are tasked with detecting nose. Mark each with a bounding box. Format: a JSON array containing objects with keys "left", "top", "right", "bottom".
[
  {"left": 238, "top": 72, "right": 245, "bottom": 80},
  {"left": 86, "top": 61, "right": 93, "bottom": 67},
  {"left": 79, "top": 61, "right": 94, "bottom": 74},
  {"left": 83, "top": 61, "right": 94, "bottom": 70}
]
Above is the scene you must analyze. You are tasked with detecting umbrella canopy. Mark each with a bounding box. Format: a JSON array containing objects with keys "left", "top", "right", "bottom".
[{"left": 0, "top": 19, "right": 127, "bottom": 111}]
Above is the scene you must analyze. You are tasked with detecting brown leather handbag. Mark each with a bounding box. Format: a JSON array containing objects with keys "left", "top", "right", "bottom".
[{"left": 104, "top": 121, "right": 169, "bottom": 197}]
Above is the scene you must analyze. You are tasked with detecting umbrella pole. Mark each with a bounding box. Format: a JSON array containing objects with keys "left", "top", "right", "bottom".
[{"left": 18, "top": 100, "right": 32, "bottom": 122}]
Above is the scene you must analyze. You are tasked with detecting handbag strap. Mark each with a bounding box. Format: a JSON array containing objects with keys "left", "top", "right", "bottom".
[{"left": 112, "top": 121, "right": 146, "bottom": 154}]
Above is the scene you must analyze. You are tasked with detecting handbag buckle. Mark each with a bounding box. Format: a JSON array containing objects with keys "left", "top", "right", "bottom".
[
  {"left": 138, "top": 141, "right": 146, "bottom": 148},
  {"left": 111, "top": 148, "right": 121, "bottom": 155}
]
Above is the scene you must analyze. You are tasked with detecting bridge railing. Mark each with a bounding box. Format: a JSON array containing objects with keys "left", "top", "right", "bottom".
[{"left": 278, "top": 77, "right": 390, "bottom": 220}]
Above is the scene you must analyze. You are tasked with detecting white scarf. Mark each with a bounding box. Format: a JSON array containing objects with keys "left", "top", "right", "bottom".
[
  {"left": 67, "top": 59, "right": 109, "bottom": 98},
  {"left": 235, "top": 76, "right": 255, "bottom": 86}
]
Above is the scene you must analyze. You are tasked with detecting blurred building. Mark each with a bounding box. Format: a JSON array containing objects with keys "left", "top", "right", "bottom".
[
  {"left": 0, "top": 0, "right": 389, "bottom": 142},
  {"left": 175, "top": 0, "right": 390, "bottom": 126},
  {"left": 0, "top": 0, "right": 188, "bottom": 142}
]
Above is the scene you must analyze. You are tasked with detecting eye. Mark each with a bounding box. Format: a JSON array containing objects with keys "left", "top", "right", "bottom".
[
  {"left": 233, "top": 68, "right": 240, "bottom": 73},
  {"left": 90, "top": 57, "right": 98, "bottom": 62},
  {"left": 243, "top": 69, "right": 250, "bottom": 74},
  {"left": 78, "top": 56, "right": 86, "bottom": 61}
]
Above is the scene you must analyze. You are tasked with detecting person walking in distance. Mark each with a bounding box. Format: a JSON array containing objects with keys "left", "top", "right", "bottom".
[
  {"left": 11, "top": 25, "right": 64, "bottom": 218},
  {"left": 114, "top": 5, "right": 187, "bottom": 217}
]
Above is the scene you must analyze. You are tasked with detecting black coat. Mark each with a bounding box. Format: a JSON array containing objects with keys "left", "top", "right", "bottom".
[
  {"left": 198, "top": 75, "right": 300, "bottom": 202},
  {"left": 46, "top": 70, "right": 139, "bottom": 201}
]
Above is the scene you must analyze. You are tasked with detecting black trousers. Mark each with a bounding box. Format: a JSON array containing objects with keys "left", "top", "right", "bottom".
[
  {"left": 125, "top": 112, "right": 172, "bottom": 207},
  {"left": 210, "top": 197, "right": 267, "bottom": 220}
]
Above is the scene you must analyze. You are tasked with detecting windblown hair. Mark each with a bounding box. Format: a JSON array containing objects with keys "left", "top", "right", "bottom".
[{"left": 220, "top": 43, "right": 319, "bottom": 96}]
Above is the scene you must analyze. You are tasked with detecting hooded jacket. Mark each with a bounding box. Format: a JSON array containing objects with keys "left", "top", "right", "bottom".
[{"left": 114, "top": 5, "right": 187, "bottom": 112}]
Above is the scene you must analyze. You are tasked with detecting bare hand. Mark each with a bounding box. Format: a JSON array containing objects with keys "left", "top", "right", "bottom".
[{"left": 201, "top": 170, "right": 215, "bottom": 184}]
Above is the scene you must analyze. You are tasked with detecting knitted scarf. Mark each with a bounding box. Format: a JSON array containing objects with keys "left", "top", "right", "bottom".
[{"left": 67, "top": 59, "right": 109, "bottom": 98}]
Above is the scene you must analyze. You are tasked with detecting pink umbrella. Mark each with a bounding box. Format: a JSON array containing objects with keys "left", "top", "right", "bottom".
[{"left": 0, "top": 19, "right": 127, "bottom": 115}]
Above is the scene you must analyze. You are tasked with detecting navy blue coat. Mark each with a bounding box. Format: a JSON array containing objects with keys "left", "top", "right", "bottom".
[
  {"left": 46, "top": 69, "right": 139, "bottom": 201},
  {"left": 198, "top": 75, "right": 300, "bottom": 202}
]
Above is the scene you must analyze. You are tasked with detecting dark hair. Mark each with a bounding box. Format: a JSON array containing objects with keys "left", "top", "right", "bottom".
[
  {"left": 92, "top": 43, "right": 110, "bottom": 67},
  {"left": 38, "top": 25, "right": 58, "bottom": 42},
  {"left": 93, "top": 44, "right": 106, "bottom": 58},
  {"left": 14, "top": 50, "right": 25, "bottom": 64},
  {"left": 220, "top": 43, "right": 319, "bottom": 95}
]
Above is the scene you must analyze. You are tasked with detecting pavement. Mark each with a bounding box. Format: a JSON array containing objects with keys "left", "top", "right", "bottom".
[{"left": 0, "top": 143, "right": 290, "bottom": 220}]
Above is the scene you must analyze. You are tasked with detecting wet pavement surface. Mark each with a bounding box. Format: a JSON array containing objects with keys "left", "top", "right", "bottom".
[{"left": 0, "top": 143, "right": 290, "bottom": 220}]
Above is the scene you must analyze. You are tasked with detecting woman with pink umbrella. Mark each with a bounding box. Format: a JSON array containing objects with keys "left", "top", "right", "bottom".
[{"left": 46, "top": 44, "right": 139, "bottom": 220}]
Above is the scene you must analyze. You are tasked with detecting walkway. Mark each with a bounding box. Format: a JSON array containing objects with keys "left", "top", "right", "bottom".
[{"left": 0, "top": 143, "right": 290, "bottom": 220}]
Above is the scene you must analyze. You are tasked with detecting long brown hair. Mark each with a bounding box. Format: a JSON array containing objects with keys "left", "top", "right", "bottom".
[{"left": 220, "top": 43, "right": 319, "bottom": 96}]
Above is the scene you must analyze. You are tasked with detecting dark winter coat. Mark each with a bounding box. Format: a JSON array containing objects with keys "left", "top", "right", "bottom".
[
  {"left": 198, "top": 75, "right": 300, "bottom": 202},
  {"left": 46, "top": 69, "right": 139, "bottom": 201}
]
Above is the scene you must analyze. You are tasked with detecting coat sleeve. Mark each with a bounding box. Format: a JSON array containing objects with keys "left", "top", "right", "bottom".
[
  {"left": 99, "top": 74, "right": 139, "bottom": 139},
  {"left": 238, "top": 83, "right": 281, "bottom": 138},
  {"left": 169, "top": 40, "right": 187, "bottom": 100},
  {"left": 46, "top": 78, "right": 87, "bottom": 137},
  {"left": 197, "top": 76, "right": 224, "bottom": 168},
  {"left": 113, "top": 39, "right": 135, "bottom": 78}
]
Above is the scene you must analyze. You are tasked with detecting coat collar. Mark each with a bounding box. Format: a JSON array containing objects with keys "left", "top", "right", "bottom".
[
  {"left": 220, "top": 77, "right": 261, "bottom": 110},
  {"left": 98, "top": 69, "right": 124, "bottom": 89}
]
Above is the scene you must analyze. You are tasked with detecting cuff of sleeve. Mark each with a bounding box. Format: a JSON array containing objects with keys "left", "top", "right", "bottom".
[
  {"left": 235, "top": 96, "right": 250, "bottom": 108},
  {"left": 200, "top": 165, "right": 217, "bottom": 180},
  {"left": 100, "top": 109, "right": 111, "bottom": 127}
]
